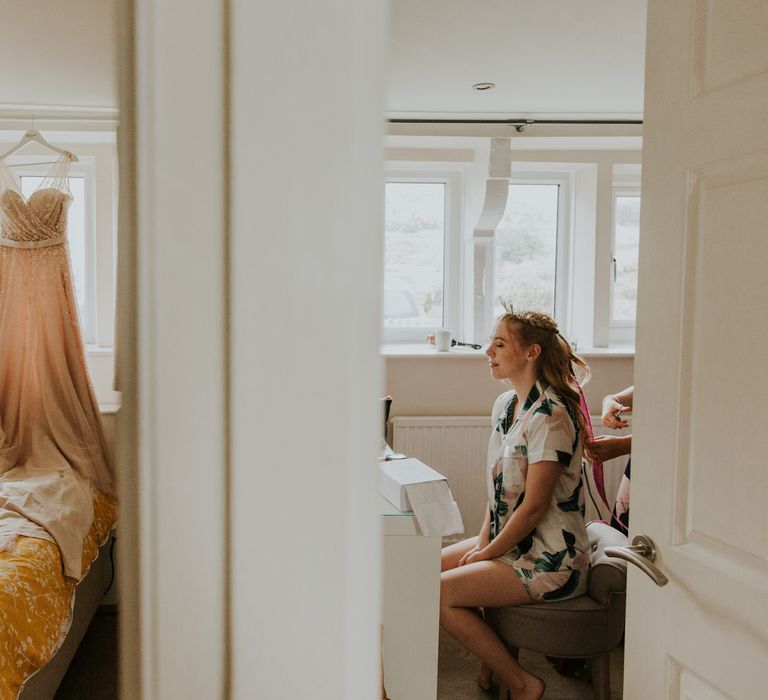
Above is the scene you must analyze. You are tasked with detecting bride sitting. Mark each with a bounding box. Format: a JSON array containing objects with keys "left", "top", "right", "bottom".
[{"left": 440, "top": 304, "right": 593, "bottom": 700}]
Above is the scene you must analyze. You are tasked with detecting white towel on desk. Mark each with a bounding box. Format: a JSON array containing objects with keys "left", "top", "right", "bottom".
[{"left": 404, "top": 481, "right": 464, "bottom": 537}]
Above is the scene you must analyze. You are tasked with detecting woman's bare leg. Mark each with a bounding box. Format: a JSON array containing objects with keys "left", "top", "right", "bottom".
[
  {"left": 440, "top": 561, "right": 545, "bottom": 700},
  {"left": 442, "top": 538, "right": 493, "bottom": 690}
]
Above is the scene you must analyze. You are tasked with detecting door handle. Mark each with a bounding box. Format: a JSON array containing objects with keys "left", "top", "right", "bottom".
[{"left": 605, "top": 534, "right": 669, "bottom": 587}]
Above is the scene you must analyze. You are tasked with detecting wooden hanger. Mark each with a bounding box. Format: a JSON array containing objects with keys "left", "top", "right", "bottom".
[{"left": 0, "top": 128, "right": 78, "bottom": 162}]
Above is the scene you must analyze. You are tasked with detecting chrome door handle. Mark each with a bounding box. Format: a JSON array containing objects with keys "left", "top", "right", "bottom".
[{"left": 605, "top": 534, "right": 669, "bottom": 587}]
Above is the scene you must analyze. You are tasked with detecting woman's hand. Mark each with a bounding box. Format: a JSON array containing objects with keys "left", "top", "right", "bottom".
[
  {"left": 459, "top": 545, "right": 493, "bottom": 566},
  {"left": 601, "top": 395, "right": 631, "bottom": 429},
  {"left": 587, "top": 434, "right": 632, "bottom": 462}
]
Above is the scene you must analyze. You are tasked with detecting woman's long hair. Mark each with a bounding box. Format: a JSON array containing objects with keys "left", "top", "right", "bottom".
[{"left": 498, "top": 301, "right": 592, "bottom": 458}]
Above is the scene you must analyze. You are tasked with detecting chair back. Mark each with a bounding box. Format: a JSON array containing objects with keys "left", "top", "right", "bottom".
[
  {"left": 587, "top": 521, "right": 628, "bottom": 605},
  {"left": 584, "top": 521, "right": 629, "bottom": 655}
]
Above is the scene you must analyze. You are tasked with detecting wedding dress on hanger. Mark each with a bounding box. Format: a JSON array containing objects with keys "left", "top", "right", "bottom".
[{"left": 0, "top": 147, "right": 115, "bottom": 576}]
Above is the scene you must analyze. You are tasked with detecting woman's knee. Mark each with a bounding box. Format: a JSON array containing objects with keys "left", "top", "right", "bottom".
[
  {"left": 440, "top": 550, "right": 451, "bottom": 572},
  {"left": 440, "top": 571, "right": 462, "bottom": 610},
  {"left": 441, "top": 550, "right": 458, "bottom": 572},
  {"left": 441, "top": 536, "right": 477, "bottom": 572}
]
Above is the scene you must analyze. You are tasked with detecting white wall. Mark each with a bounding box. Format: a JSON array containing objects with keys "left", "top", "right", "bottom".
[
  {"left": 0, "top": 0, "right": 116, "bottom": 110},
  {"left": 228, "top": 0, "right": 386, "bottom": 695},
  {"left": 120, "top": 1, "right": 387, "bottom": 698},
  {"left": 385, "top": 353, "right": 633, "bottom": 418}
]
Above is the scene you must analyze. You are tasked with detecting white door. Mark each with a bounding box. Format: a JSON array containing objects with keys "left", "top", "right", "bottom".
[{"left": 624, "top": 1, "right": 768, "bottom": 698}]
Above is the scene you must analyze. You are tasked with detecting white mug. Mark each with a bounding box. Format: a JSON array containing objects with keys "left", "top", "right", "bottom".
[{"left": 435, "top": 329, "right": 453, "bottom": 351}]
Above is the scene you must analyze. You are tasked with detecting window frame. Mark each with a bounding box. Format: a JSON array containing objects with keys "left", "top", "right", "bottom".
[
  {"left": 382, "top": 167, "right": 463, "bottom": 343},
  {"left": 609, "top": 165, "right": 642, "bottom": 345},
  {"left": 381, "top": 138, "right": 644, "bottom": 355}
]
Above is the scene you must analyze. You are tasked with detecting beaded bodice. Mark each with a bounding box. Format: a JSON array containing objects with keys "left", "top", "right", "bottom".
[
  {"left": 0, "top": 188, "right": 70, "bottom": 243},
  {"left": 0, "top": 152, "right": 72, "bottom": 247}
]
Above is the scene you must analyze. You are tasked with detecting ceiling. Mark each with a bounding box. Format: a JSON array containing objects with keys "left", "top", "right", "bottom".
[
  {"left": 387, "top": 0, "right": 648, "bottom": 120},
  {"left": 0, "top": 0, "right": 646, "bottom": 124}
]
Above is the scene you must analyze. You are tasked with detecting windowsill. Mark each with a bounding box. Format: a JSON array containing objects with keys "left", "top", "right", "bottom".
[
  {"left": 576, "top": 346, "right": 635, "bottom": 358},
  {"left": 381, "top": 343, "right": 484, "bottom": 358},
  {"left": 86, "top": 345, "right": 114, "bottom": 355},
  {"left": 99, "top": 403, "right": 121, "bottom": 415},
  {"left": 381, "top": 343, "right": 635, "bottom": 358}
]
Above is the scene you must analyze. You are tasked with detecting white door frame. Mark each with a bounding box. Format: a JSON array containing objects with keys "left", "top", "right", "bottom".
[
  {"left": 117, "top": 1, "right": 386, "bottom": 698},
  {"left": 117, "top": 0, "right": 228, "bottom": 697}
]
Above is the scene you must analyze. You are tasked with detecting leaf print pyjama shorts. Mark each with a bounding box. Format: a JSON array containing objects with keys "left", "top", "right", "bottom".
[{"left": 512, "top": 566, "right": 590, "bottom": 602}]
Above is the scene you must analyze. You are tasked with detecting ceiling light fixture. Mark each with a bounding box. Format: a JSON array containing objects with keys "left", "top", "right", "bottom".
[{"left": 472, "top": 82, "right": 495, "bottom": 91}]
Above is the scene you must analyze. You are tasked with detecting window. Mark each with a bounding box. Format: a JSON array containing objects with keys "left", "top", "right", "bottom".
[
  {"left": 494, "top": 183, "right": 561, "bottom": 318},
  {"left": 381, "top": 140, "right": 643, "bottom": 352},
  {"left": 611, "top": 193, "right": 641, "bottom": 323},
  {"left": 485, "top": 167, "right": 572, "bottom": 341},
  {"left": 609, "top": 164, "right": 642, "bottom": 345},
  {"left": 384, "top": 181, "right": 445, "bottom": 329},
  {"left": 383, "top": 171, "right": 461, "bottom": 341}
]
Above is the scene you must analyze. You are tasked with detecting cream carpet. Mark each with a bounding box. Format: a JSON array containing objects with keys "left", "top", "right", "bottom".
[{"left": 437, "top": 630, "right": 624, "bottom": 700}]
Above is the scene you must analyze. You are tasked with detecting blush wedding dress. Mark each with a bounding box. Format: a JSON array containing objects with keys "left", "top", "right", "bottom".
[{"left": 0, "top": 151, "right": 114, "bottom": 500}]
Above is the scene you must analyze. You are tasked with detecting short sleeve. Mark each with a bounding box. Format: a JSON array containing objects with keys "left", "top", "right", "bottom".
[{"left": 525, "top": 403, "right": 577, "bottom": 467}]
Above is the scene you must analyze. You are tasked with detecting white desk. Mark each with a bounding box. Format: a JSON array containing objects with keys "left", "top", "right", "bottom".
[{"left": 380, "top": 496, "right": 442, "bottom": 700}]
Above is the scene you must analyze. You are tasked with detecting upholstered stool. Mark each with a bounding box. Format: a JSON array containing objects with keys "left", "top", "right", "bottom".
[{"left": 485, "top": 522, "right": 628, "bottom": 700}]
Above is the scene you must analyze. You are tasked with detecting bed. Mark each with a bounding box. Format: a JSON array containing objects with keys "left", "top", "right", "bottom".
[{"left": 0, "top": 487, "right": 117, "bottom": 700}]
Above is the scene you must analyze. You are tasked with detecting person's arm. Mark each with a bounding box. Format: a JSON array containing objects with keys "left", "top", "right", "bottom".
[
  {"left": 463, "top": 461, "right": 561, "bottom": 564},
  {"left": 459, "top": 508, "right": 492, "bottom": 566},
  {"left": 587, "top": 434, "right": 632, "bottom": 461},
  {"left": 601, "top": 385, "right": 634, "bottom": 429}
]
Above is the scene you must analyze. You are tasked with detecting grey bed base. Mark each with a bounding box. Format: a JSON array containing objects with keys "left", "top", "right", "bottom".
[{"left": 18, "top": 534, "right": 115, "bottom": 700}]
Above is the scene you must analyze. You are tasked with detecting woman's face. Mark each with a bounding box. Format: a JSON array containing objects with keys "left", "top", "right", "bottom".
[{"left": 485, "top": 320, "right": 531, "bottom": 381}]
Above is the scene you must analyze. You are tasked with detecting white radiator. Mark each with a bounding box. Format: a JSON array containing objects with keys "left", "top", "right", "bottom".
[
  {"left": 391, "top": 416, "right": 490, "bottom": 538},
  {"left": 390, "top": 415, "right": 630, "bottom": 539}
]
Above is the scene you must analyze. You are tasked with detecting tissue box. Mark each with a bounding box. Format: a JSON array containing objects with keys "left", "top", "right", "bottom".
[{"left": 379, "top": 458, "right": 447, "bottom": 512}]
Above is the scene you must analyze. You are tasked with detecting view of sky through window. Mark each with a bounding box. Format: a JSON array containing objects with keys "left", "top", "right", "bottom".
[
  {"left": 383, "top": 181, "right": 445, "bottom": 328},
  {"left": 494, "top": 184, "right": 559, "bottom": 318},
  {"left": 613, "top": 195, "right": 640, "bottom": 321}
]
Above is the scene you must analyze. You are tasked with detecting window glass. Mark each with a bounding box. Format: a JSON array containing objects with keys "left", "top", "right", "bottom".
[
  {"left": 612, "top": 195, "right": 640, "bottom": 321},
  {"left": 21, "top": 176, "right": 86, "bottom": 324},
  {"left": 494, "top": 184, "right": 559, "bottom": 317},
  {"left": 383, "top": 182, "right": 445, "bottom": 328}
]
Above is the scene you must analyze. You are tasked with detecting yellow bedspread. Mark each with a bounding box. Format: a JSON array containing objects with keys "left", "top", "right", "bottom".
[{"left": 0, "top": 489, "right": 116, "bottom": 699}]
